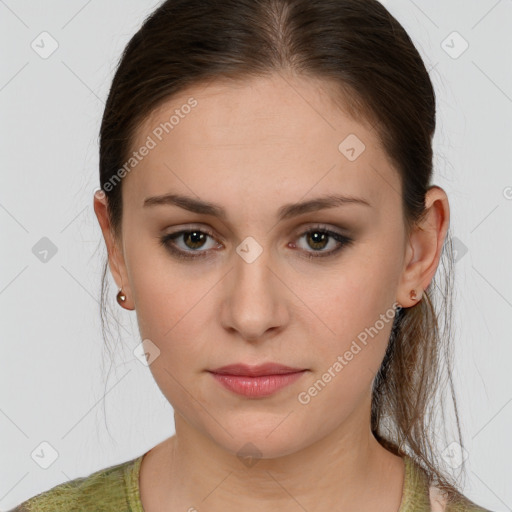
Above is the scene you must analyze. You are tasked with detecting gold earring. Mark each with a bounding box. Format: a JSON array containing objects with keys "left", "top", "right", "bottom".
[
  {"left": 117, "top": 289, "right": 127, "bottom": 306},
  {"left": 117, "top": 288, "right": 134, "bottom": 310},
  {"left": 410, "top": 289, "right": 422, "bottom": 302}
]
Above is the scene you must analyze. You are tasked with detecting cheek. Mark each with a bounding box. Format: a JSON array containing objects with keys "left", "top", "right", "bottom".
[
  {"left": 124, "top": 236, "right": 207, "bottom": 338},
  {"left": 303, "top": 258, "right": 398, "bottom": 376},
  {"left": 296, "top": 292, "right": 396, "bottom": 424},
  {"left": 127, "top": 260, "right": 220, "bottom": 389}
]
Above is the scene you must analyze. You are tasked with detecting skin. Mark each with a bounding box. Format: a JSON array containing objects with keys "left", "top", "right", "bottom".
[{"left": 94, "top": 71, "right": 450, "bottom": 512}]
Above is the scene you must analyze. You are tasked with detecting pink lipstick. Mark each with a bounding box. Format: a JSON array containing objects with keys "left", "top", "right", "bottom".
[{"left": 208, "top": 363, "right": 307, "bottom": 398}]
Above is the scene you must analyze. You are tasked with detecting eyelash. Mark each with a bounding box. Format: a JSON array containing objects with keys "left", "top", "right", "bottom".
[{"left": 159, "top": 225, "right": 354, "bottom": 261}]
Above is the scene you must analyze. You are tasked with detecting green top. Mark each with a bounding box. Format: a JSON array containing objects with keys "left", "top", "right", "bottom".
[{"left": 9, "top": 453, "right": 492, "bottom": 511}]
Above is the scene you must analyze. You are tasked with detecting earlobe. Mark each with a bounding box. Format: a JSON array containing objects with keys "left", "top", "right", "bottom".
[{"left": 396, "top": 287, "right": 424, "bottom": 310}]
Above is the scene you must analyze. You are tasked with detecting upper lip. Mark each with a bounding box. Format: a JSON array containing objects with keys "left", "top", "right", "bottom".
[{"left": 208, "top": 363, "right": 306, "bottom": 377}]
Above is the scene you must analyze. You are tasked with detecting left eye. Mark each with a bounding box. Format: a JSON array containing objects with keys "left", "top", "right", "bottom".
[
  {"left": 290, "top": 227, "right": 354, "bottom": 259},
  {"left": 159, "top": 226, "right": 353, "bottom": 260}
]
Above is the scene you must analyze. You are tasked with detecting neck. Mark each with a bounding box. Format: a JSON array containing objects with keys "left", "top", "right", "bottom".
[{"left": 146, "top": 402, "right": 405, "bottom": 512}]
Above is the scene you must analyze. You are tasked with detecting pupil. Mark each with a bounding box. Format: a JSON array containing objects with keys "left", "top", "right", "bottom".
[
  {"left": 187, "top": 231, "right": 205, "bottom": 248},
  {"left": 309, "top": 231, "right": 327, "bottom": 250}
]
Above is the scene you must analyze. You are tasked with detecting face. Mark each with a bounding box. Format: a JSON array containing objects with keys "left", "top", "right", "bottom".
[{"left": 97, "top": 72, "right": 421, "bottom": 460}]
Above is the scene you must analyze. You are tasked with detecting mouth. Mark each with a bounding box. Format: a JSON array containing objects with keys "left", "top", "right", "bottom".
[
  {"left": 207, "top": 363, "right": 308, "bottom": 398},
  {"left": 208, "top": 362, "right": 307, "bottom": 377}
]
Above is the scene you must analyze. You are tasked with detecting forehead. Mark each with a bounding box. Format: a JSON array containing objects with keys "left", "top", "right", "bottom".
[{"left": 125, "top": 73, "right": 400, "bottom": 211}]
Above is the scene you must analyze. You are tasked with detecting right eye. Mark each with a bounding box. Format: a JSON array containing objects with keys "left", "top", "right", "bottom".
[{"left": 160, "top": 228, "right": 223, "bottom": 260}]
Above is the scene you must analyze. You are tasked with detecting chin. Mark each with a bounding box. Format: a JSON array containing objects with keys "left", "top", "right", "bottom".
[{"left": 208, "top": 424, "right": 310, "bottom": 463}]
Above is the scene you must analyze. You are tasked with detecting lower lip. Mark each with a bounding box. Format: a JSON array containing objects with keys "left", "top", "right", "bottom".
[{"left": 209, "top": 371, "right": 307, "bottom": 398}]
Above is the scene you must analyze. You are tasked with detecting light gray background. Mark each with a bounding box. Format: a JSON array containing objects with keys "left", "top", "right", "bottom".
[{"left": 1, "top": 0, "right": 510, "bottom": 510}]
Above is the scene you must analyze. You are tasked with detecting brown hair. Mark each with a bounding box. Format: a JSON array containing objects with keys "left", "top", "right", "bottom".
[{"left": 97, "top": 0, "right": 465, "bottom": 503}]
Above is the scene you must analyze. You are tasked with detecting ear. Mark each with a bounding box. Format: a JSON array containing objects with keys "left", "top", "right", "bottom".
[
  {"left": 397, "top": 185, "right": 450, "bottom": 308},
  {"left": 93, "top": 190, "right": 135, "bottom": 310}
]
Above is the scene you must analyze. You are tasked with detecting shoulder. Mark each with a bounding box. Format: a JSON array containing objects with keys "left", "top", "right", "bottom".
[
  {"left": 404, "top": 454, "right": 494, "bottom": 512},
  {"left": 6, "top": 455, "right": 143, "bottom": 512},
  {"left": 430, "top": 484, "right": 495, "bottom": 512}
]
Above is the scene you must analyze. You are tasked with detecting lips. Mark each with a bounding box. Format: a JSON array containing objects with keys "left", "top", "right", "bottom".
[
  {"left": 207, "top": 363, "right": 308, "bottom": 398},
  {"left": 208, "top": 362, "right": 305, "bottom": 377}
]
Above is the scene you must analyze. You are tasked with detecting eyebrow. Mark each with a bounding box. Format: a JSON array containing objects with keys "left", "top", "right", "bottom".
[{"left": 143, "top": 193, "right": 371, "bottom": 220}]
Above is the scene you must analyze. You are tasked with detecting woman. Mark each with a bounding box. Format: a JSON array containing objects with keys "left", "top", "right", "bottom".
[{"left": 10, "top": 0, "right": 493, "bottom": 510}]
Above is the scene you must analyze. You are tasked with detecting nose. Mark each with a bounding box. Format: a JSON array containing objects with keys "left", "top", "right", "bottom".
[{"left": 219, "top": 247, "right": 289, "bottom": 342}]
